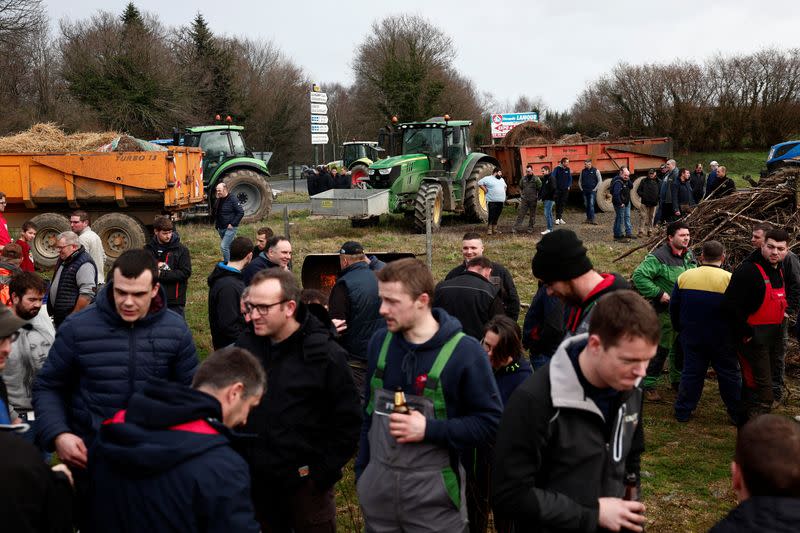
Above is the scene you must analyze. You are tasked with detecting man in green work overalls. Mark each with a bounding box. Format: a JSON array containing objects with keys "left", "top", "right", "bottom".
[{"left": 355, "top": 258, "right": 503, "bottom": 532}]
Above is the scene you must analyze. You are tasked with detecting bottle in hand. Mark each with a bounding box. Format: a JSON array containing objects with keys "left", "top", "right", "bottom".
[{"left": 393, "top": 387, "right": 410, "bottom": 414}]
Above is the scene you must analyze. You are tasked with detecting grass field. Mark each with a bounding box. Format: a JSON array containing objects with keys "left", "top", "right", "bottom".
[{"left": 177, "top": 201, "right": 797, "bottom": 532}]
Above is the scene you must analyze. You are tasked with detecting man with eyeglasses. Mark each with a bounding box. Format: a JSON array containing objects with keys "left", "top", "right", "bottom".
[
  {"left": 236, "top": 268, "right": 361, "bottom": 532},
  {"left": 0, "top": 192, "right": 10, "bottom": 253},
  {"left": 47, "top": 231, "right": 97, "bottom": 329},
  {"left": 208, "top": 236, "right": 253, "bottom": 349}
]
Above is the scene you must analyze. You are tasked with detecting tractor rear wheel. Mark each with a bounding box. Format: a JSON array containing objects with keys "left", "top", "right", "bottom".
[
  {"left": 413, "top": 183, "right": 443, "bottom": 233},
  {"left": 464, "top": 162, "right": 493, "bottom": 222},
  {"left": 224, "top": 169, "right": 273, "bottom": 224},
  {"left": 30, "top": 213, "right": 70, "bottom": 269},
  {"left": 93, "top": 213, "right": 148, "bottom": 266}
]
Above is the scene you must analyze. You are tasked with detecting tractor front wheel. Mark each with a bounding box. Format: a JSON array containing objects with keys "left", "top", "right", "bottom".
[
  {"left": 464, "top": 162, "right": 493, "bottom": 222},
  {"left": 413, "top": 183, "right": 443, "bottom": 233}
]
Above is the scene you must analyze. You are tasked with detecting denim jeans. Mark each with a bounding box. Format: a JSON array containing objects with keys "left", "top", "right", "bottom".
[
  {"left": 613, "top": 203, "right": 632, "bottom": 237},
  {"left": 543, "top": 200, "right": 555, "bottom": 230},
  {"left": 218, "top": 227, "right": 238, "bottom": 262},
  {"left": 582, "top": 190, "right": 596, "bottom": 221}
]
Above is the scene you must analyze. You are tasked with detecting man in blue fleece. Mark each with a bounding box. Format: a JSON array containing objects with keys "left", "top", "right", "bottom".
[{"left": 355, "top": 258, "right": 503, "bottom": 532}]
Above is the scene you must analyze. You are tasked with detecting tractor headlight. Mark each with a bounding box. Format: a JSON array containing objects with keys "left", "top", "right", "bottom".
[
  {"left": 369, "top": 169, "right": 376, "bottom": 175},
  {"left": 379, "top": 168, "right": 392, "bottom": 175}
]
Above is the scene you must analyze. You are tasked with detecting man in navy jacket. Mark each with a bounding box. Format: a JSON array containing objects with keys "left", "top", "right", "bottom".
[
  {"left": 34, "top": 249, "right": 198, "bottom": 467},
  {"left": 88, "top": 347, "right": 265, "bottom": 533},
  {"left": 213, "top": 181, "right": 244, "bottom": 263}
]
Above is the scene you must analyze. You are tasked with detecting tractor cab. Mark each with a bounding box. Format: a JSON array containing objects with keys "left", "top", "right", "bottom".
[
  {"left": 342, "top": 142, "right": 384, "bottom": 168},
  {"left": 182, "top": 125, "right": 271, "bottom": 186},
  {"left": 399, "top": 118, "right": 471, "bottom": 174}
]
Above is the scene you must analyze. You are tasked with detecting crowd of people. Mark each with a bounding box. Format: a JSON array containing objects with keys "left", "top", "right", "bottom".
[
  {"left": 487, "top": 158, "right": 738, "bottom": 244},
  {"left": 1, "top": 173, "right": 800, "bottom": 533}
]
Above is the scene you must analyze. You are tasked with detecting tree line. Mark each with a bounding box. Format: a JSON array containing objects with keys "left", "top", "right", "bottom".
[{"left": 1, "top": 1, "right": 798, "bottom": 172}]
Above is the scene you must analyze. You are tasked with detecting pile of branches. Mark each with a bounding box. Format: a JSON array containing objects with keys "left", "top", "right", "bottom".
[{"left": 616, "top": 169, "right": 800, "bottom": 266}]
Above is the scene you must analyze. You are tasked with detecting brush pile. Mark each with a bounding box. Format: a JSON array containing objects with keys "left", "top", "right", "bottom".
[{"left": 617, "top": 169, "right": 800, "bottom": 266}]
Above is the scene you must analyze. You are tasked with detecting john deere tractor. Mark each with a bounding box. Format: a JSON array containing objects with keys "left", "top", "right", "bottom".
[
  {"left": 328, "top": 141, "right": 386, "bottom": 186},
  {"left": 177, "top": 124, "right": 273, "bottom": 223},
  {"left": 365, "top": 117, "right": 498, "bottom": 232}
]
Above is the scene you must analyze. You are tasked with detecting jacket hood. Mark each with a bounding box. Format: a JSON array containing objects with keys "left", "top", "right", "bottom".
[
  {"left": 207, "top": 262, "right": 243, "bottom": 287},
  {"left": 549, "top": 333, "right": 635, "bottom": 419},
  {"left": 93, "top": 379, "right": 228, "bottom": 476},
  {"left": 95, "top": 280, "right": 167, "bottom": 326}
]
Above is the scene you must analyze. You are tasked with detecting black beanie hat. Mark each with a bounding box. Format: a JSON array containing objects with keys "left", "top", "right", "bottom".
[{"left": 531, "top": 229, "right": 593, "bottom": 283}]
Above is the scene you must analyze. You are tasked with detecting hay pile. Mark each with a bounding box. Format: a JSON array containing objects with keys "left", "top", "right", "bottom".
[
  {"left": 0, "top": 123, "right": 123, "bottom": 153},
  {"left": 616, "top": 169, "right": 800, "bottom": 267},
  {"left": 501, "top": 124, "right": 622, "bottom": 147},
  {"left": 501, "top": 121, "right": 554, "bottom": 146}
]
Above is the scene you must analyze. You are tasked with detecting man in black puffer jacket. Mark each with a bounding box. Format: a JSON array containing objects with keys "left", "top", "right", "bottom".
[
  {"left": 710, "top": 414, "right": 800, "bottom": 532},
  {"left": 34, "top": 249, "right": 198, "bottom": 465},
  {"left": 144, "top": 216, "right": 192, "bottom": 317},
  {"left": 236, "top": 268, "right": 361, "bottom": 533},
  {"left": 88, "top": 348, "right": 265, "bottom": 533}
]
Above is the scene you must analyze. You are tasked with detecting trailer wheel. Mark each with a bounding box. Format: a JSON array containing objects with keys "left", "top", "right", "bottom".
[
  {"left": 595, "top": 178, "right": 614, "bottom": 213},
  {"left": 224, "top": 169, "right": 273, "bottom": 224},
  {"left": 93, "top": 213, "right": 147, "bottom": 264},
  {"left": 30, "top": 213, "right": 70, "bottom": 269},
  {"left": 631, "top": 176, "right": 644, "bottom": 210},
  {"left": 465, "top": 161, "right": 493, "bottom": 222},
  {"left": 414, "top": 183, "right": 443, "bottom": 233}
]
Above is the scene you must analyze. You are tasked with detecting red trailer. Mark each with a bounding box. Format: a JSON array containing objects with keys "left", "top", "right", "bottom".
[{"left": 483, "top": 137, "right": 673, "bottom": 211}]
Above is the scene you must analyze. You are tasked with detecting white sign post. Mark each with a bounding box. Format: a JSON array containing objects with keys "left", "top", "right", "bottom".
[
  {"left": 490, "top": 112, "right": 540, "bottom": 139},
  {"left": 310, "top": 87, "right": 329, "bottom": 159}
]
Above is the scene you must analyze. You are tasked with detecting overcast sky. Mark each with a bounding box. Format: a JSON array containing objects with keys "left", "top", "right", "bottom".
[{"left": 45, "top": 0, "right": 800, "bottom": 112}]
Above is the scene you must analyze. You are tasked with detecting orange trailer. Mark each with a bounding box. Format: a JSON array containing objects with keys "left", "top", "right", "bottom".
[
  {"left": 483, "top": 137, "right": 673, "bottom": 211},
  {"left": 0, "top": 147, "right": 204, "bottom": 267}
]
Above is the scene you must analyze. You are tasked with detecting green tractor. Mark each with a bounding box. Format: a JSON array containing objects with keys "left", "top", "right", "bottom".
[
  {"left": 365, "top": 117, "right": 498, "bottom": 232},
  {"left": 328, "top": 141, "right": 386, "bottom": 187},
  {"left": 179, "top": 124, "right": 273, "bottom": 223}
]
